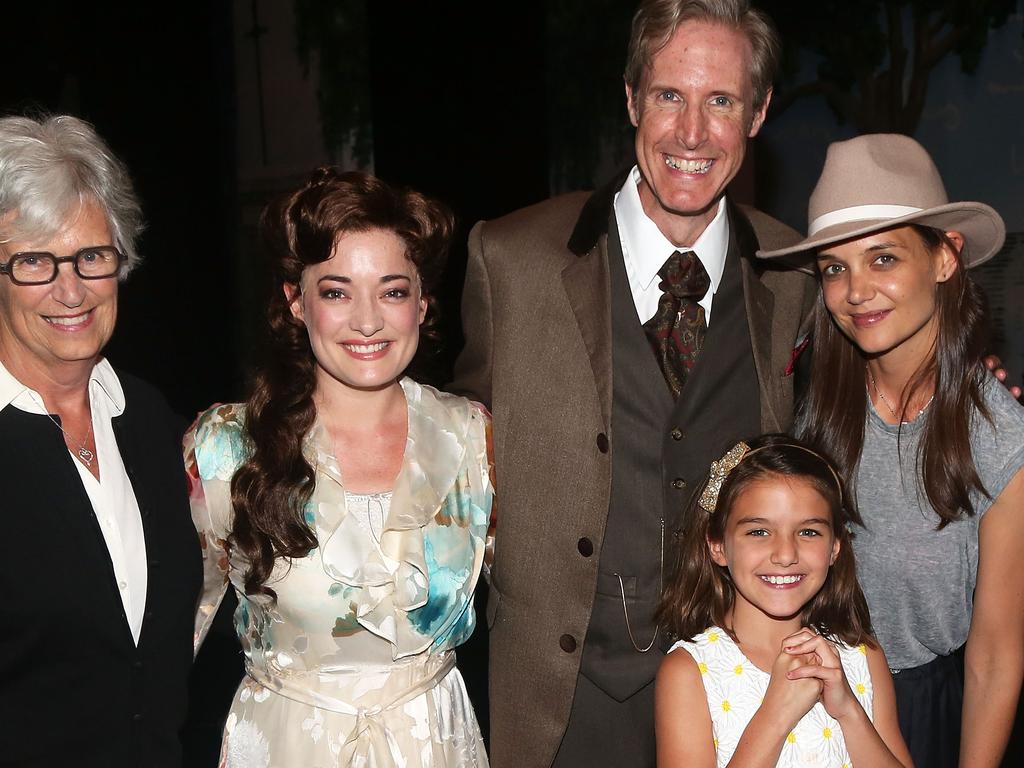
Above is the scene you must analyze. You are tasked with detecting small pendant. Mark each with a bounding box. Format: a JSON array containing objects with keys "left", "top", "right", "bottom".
[{"left": 78, "top": 447, "right": 94, "bottom": 466}]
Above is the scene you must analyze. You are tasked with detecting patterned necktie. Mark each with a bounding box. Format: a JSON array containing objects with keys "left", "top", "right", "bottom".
[{"left": 643, "top": 250, "right": 711, "bottom": 399}]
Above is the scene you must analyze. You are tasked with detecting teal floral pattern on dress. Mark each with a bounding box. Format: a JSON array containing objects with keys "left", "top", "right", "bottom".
[
  {"left": 436, "top": 485, "right": 490, "bottom": 529},
  {"left": 185, "top": 379, "right": 493, "bottom": 767},
  {"left": 192, "top": 402, "right": 251, "bottom": 482},
  {"left": 302, "top": 501, "right": 316, "bottom": 528},
  {"left": 409, "top": 534, "right": 473, "bottom": 644}
]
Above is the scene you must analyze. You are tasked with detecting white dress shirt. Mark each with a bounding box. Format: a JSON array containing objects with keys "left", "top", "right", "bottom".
[
  {"left": 0, "top": 358, "right": 148, "bottom": 644},
  {"left": 612, "top": 165, "right": 730, "bottom": 324}
]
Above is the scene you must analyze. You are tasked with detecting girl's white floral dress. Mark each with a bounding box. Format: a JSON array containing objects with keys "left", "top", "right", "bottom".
[{"left": 669, "top": 627, "right": 874, "bottom": 768}]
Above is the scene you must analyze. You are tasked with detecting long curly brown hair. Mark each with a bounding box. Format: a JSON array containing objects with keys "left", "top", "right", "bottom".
[{"left": 230, "top": 168, "right": 453, "bottom": 598}]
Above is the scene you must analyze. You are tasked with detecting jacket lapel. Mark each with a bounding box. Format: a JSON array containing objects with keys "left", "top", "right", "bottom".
[
  {"left": 562, "top": 172, "right": 629, "bottom": 431},
  {"left": 742, "top": 259, "right": 782, "bottom": 431},
  {"left": 561, "top": 237, "right": 613, "bottom": 428},
  {"left": 732, "top": 203, "right": 785, "bottom": 432}
]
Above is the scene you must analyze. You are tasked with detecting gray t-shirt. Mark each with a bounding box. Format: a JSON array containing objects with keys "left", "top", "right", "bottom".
[{"left": 853, "top": 374, "right": 1024, "bottom": 669}]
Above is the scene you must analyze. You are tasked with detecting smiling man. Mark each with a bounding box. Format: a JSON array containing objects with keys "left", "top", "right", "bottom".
[{"left": 451, "top": 2, "right": 815, "bottom": 766}]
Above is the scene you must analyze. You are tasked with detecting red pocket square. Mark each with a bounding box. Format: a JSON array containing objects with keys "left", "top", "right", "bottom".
[{"left": 784, "top": 336, "right": 810, "bottom": 377}]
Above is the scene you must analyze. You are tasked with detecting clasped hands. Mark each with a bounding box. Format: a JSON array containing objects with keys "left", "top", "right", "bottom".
[{"left": 763, "top": 628, "right": 864, "bottom": 726}]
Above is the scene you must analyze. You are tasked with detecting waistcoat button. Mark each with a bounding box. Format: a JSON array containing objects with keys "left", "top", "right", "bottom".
[
  {"left": 577, "top": 537, "right": 594, "bottom": 557},
  {"left": 596, "top": 433, "right": 609, "bottom": 453},
  {"left": 559, "top": 634, "right": 577, "bottom": 653}
]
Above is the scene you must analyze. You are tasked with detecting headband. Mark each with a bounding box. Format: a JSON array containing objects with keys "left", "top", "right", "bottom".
[{"left": 697, "top": 441, "right": 844, "bottom": 513}]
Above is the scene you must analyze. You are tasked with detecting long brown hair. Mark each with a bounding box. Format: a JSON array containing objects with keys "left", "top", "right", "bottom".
[
  {"left": 230, "top": 168, "right": 453, "bottom": 597},
  {"left": 797, "top": 225, "right": 990, "bottom": 529},
  {"left": 657, "top": 434, "right": 874, "bottom": 647}
]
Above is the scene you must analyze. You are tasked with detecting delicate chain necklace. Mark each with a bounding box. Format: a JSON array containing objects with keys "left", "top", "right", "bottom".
[
  {"left": 48, "top": 412, "right": 95, "bottom": 466},
  {"left": 613, "top": 518, "right": 663, "bottom": 653},
  {"left": 868, "top": 371, "right": 935, "bottom": 424},
  {"left": 29, "top": 392, "right": 95, "bottom": 466}
]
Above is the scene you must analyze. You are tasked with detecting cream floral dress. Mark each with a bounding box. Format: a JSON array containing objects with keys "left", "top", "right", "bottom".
[
  {"left": 670, "top": 627, "right": 873, "bottom": 768},
  {"left": 185, "top": 379, "right": 492, "bottom": 768}
]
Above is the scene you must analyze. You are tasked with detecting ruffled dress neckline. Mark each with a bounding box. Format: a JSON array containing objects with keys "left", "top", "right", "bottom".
[{"left": 303, "top": 377, "right": 476, "bottom": 659}]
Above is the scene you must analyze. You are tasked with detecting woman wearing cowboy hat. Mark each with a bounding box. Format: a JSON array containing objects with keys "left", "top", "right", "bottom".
[{"left": 759, "top": 134, "right": 1024, "bottom": 768}]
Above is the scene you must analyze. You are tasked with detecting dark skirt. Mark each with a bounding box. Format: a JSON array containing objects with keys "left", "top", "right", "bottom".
[{"left": 892, "top": 647, "right": 964, "bottom": 768}]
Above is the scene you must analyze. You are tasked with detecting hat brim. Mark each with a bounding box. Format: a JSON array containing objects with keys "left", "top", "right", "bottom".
[{"left": 756, "top": 202, "right": 1006, "bottom": 272}]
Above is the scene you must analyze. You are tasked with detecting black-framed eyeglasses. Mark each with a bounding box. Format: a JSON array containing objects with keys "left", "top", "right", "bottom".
[{"left": 0, "top": 247, "right": 124, "bottom": 286}]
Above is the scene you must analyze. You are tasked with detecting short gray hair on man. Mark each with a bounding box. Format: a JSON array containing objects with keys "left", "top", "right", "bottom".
[
  {"left": 624, "top": 0, "right": 780, "bottom": 114},
  {"left": 0, "top": 114, "right": 144, "bottom": 277}
]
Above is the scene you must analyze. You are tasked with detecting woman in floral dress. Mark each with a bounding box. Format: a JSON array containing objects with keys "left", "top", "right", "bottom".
[{"left": 185, "top": 169, "right": 492, "bottom": 767}]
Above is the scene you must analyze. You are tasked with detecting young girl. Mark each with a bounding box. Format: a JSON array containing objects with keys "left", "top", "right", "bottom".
[
  {"left": 759, "top": 134, "right": 1024, "bottom": 767},
  {"left": 655, "top": 435, "right": 911, "bottom": 767}
]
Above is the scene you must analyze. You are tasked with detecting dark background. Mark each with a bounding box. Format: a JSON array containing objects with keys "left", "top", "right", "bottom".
[{"left": 4, "top": 2, "right": 1021, "bottom": 765}]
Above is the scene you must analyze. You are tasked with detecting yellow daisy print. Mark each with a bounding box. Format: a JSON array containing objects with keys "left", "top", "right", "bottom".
[{"left": 672, "top": 626, "right": 872, "bottom": 767}]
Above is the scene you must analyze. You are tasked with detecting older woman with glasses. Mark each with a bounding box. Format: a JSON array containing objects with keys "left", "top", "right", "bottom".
[{"left": 0, "top": 115, "right": 201, "bottom": 766}]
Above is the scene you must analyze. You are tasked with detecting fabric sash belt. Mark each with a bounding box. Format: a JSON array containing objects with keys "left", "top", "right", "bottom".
[{"left": 245, "top": 651, "right": 456, "bottom": 766}]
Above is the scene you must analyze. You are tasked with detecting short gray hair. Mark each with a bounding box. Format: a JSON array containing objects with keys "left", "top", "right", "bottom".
[
  {"left": 624, "top": 0, "right": 780, "bottom": 113},
  {"left": 0, "top": 114, "right": 144, "bottom": 277}
]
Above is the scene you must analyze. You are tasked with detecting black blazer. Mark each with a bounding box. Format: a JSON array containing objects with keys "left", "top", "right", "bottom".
[{"left": 0, "top": 369, "right": 202, "bottom": 768}]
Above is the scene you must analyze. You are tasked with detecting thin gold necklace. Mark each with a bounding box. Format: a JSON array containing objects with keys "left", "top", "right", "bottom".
[{"left": 868, "top": 371, "right": 934, "bottom": 423}]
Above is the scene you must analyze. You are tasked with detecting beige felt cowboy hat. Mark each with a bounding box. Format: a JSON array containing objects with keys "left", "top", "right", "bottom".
[{"left": 757, "top": 133, "right": 1005, "bottom": 268}]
